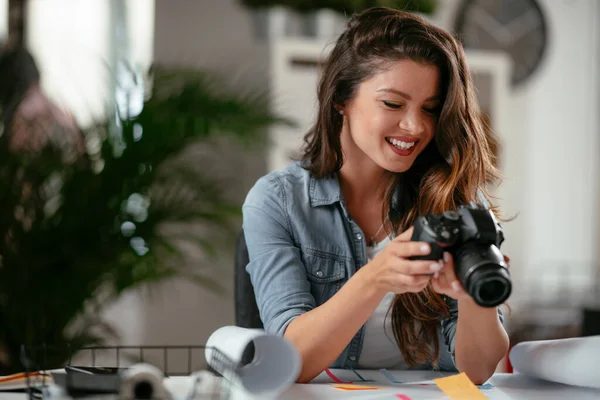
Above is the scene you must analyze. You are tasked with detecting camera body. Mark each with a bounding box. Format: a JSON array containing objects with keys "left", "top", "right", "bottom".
[{"left": 410, "top": 202, "right": 511, "bottom": 307}]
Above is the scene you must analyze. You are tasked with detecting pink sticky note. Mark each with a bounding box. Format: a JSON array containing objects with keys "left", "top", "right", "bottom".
[{"left": 395, "top": 395, "right": 412, "bottom": 400}]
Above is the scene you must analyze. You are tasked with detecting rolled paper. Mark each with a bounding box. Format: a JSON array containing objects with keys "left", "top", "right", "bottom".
[
  {"left": 509, "top": 335, "right": 600, "bottom": 389},
  {"left": 205, "top": 326, "right": 301, "bottom": 397}
]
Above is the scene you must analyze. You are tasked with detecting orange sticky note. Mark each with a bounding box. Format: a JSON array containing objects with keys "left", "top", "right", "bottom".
[
  {"left": 433, "top": 373, "right": 488, "bottom": 399},
  {"left": 334, "top": 384, "right": 381, "bottom": 391}
]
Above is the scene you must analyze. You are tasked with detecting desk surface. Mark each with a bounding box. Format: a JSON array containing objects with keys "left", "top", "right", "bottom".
[
  {"left": 247, "top": 369, "right": 600, "bottom": 400},
  {"left": 2, "top": 370, "right": 599, "bottom": 400}
]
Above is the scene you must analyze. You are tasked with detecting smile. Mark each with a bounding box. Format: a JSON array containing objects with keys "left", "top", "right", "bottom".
[
  {"left": 385, "top": 137, "right": 419, "bottom": 156},
  {"left": 386, "top": 138, "right": 416, "bottom": 149}
]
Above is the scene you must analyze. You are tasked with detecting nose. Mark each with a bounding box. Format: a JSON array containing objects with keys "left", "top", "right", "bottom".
[{"left": 398, "top": 108, "right": 425, "bottom": 134}]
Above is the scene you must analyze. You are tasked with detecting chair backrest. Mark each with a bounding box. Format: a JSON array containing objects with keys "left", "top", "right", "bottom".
[{"left": 234, "top": 229, "right": 264, "bottom": 329}]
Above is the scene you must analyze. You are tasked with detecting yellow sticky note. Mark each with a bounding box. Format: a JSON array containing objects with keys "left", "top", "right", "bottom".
[
  {"left": 334, "top": 384, "right": 381, "bottom": 391},
  {"left": 433, "top": 373, "right": 488, "bottom": 400}
]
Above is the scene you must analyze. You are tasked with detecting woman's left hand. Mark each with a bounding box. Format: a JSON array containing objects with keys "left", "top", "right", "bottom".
[
  {"left": 431, "top": 252, "right": 511, "bottom": 300},
  {"left": 430, "top": 252, "right": 470, "bottom": 300}
]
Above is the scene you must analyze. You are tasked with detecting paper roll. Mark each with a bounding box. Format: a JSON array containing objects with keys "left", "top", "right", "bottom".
[
  {"left": 205, "top": 326, "right": 301, "bottom": 397},
  {"left": 119, "top": 363, "right": 171, "bottom": 400},
  {"left": 509, "top": 335, "right": 600, "bottom": 389}
]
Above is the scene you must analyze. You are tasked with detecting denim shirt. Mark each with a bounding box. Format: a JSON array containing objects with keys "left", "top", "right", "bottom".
[{"left": 242, "top": 161, "right": 503, "bottom": 370}]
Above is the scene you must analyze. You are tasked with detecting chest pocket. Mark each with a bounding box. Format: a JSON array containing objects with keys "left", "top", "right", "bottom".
[{"left": 301, "top": 248, "right": 347, "bottom": 306}]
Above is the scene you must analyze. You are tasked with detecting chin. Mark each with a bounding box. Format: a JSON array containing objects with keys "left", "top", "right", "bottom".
[
  {"left": 382, "top": 161, "right": 415, "bottom": 174},
  {"left": 383, "top": 164, "right": 412, "bottom": 174}
]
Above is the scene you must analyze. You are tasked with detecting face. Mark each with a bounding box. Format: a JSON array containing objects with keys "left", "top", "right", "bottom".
[{"left": 340, "top": 59, "right": 441, "bottom": 173}]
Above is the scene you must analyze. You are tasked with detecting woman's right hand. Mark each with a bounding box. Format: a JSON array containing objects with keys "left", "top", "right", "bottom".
[{"left": 361, "top": 227, "right": 443, "bottom": 295}]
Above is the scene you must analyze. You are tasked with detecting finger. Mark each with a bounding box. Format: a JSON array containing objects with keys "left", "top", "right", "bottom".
[
  {"left": 390, "top": 240, "right": 432, "bottom": 259},
  {"left": 441, "top": 252, "right": 458, "bottom": 281},
  {"left": 441, "top": 252, "right": 465, "bottom": 293},
  {"left": 394, "top": 259, "right": 443, "bottom": 275},
  {"left": 503, "top": 255, "right": 511, "bottom": 268},
  {"left": 394, "top": 226, "right": 414, "bottom": 242},
  {"left": 435, "top": 262, "right": 451, "bottom": 289}
]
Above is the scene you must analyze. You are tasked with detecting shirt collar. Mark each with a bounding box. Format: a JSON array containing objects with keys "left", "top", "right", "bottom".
[{"left": 309, "top": 173, "right": 343, "bottom": 207}]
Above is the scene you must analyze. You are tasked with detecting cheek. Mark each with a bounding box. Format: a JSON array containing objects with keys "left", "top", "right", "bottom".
[
  {"left": 424, "top": 117, "right": 437, "bottom": 139},
  {"left": 370, "top": 113, "right": 400, "bottom": 136}
]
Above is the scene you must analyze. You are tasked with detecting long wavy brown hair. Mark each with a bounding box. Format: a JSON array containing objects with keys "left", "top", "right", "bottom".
[{"left": 300, "top": 7, "right": 502, "bottom": 366}]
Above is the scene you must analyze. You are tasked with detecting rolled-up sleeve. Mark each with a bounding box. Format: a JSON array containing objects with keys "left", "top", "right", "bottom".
[
  {"left": 441, "top": 298, "right": 504, "bottom": 367},
  {"left": 242, "top": 175, "right": 315, "bottom": 336}
]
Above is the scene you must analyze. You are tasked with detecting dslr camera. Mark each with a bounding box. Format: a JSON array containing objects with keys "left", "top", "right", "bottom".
[{"left": 410, "top": 202, "right": 511, "bottom": 307}]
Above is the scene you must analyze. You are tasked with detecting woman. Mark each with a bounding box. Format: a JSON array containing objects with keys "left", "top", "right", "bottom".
[{"left": 242, "top": 7, "right": 509, "bottom": 384}]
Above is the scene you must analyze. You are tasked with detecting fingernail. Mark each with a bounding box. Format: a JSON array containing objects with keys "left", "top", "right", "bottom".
[
  {"left": 420, "top": 244, "right": 430, "bottom": 254},
  {"left": 429, "top": 262, "right": 442, "bottom": 272},
  {"left": 443, "top": 252, "right": 451, "bottom": 263},
  {"left": 451, "top": 281, "right": 462, "bottom": 292}
]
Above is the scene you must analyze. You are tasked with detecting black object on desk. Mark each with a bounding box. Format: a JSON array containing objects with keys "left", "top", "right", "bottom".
[{"left": 52, "top": 367, "right": 123, "bottom": 396}]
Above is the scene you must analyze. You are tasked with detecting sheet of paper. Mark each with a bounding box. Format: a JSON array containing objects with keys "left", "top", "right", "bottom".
[{"left": 434, "top": 372, "right": 487, "bottom": 399}]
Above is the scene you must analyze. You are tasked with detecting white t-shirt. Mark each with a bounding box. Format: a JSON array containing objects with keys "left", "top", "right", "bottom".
[{"left": 357, "top": 235, "right": 408, "bottom": 369}]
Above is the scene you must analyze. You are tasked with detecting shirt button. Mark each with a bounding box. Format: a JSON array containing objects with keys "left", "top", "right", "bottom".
[
  {"left": 355, "top": 233, "right": 362, "bottom": 240},
  {"left": 349, "top": 356, "right": 357, "bottom": 361},
  {"left": 316, "top": 270, "right": 323, "bottom": 278}
]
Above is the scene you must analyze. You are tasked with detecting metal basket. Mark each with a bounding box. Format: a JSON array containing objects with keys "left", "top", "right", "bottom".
[{"left": 20, "top": 344, "right": 240, "bottom": 400}]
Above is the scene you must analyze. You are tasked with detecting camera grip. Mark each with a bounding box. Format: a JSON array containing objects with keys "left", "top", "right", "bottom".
[{"left": 409, "top": 242, "right": 444, "bottom": 261}]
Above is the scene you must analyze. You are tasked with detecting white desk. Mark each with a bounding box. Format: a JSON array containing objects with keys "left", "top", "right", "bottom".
[
  {"left": 233, "top": 369, "right": 600, "bottom": 400},
  {"left": 3, "top": 370, "right": 600, "bottom": 400}
]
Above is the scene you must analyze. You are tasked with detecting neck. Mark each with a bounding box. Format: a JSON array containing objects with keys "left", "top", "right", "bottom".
[
  {"left": 339, "top": 160, "right": 388, "bottom": 206},
  {"left": 338, "top": 130, "right": 389, "bottom": 205}
]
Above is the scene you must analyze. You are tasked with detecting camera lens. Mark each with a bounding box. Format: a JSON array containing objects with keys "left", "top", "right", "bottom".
[
  {"left": 470, "top": 267, "right": 512, "bottom": 307},
  {"left": 454, "top": 243, "right": 511, "bottom": 307},
  {"left": 479, "top": 279, "right": 507, "bottom": 303}
]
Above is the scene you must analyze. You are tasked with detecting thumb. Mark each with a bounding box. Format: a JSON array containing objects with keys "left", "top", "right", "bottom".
[{"left": 394, "top": 226, "right": 414, "bottom": 242}]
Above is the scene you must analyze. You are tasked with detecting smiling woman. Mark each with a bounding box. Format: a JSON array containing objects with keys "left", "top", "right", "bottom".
[{"left": 242, "top": 7, "right": 508, "bottom": 384}]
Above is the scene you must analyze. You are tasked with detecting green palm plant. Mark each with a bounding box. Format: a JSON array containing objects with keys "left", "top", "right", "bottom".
[{"left": 0, "top": 64, "right": 290, "bottom": 374}]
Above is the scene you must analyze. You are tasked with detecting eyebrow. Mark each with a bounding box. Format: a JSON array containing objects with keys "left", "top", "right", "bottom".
[{"left": 376, "top": 88, "right": 440, "bottom": 102}]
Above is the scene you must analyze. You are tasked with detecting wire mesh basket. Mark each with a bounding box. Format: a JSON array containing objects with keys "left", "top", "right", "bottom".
[{"left": 20, "top": 344, "right": 240, "bottom": 400}]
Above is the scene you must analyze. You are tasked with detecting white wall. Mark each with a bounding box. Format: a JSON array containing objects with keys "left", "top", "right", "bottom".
[
  {"left": 508, "top": 0, "right": 599, "bottom": 300},
  {"left": 26, "top": 0, "right": 155, "bottom": 128},
  {"left": 26, "top": 0, "right": 113, "bottom": 128},
  {"left": 153, "top": 0, "right": 269, "bottom": 87}
]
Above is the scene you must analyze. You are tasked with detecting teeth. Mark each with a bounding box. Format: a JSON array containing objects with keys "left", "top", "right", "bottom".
[{"left": 389, "top": 138, "right": 416, "bottom": 149}]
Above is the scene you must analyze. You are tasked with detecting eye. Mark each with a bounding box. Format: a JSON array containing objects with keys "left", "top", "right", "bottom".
[
  {"left": 383, "top": 101, "right": 402, "bottom": 109},
  {"left": 423, "top": 106, "right": 440, "bottom": 115}
]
